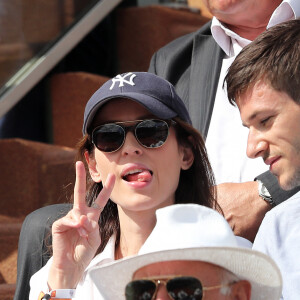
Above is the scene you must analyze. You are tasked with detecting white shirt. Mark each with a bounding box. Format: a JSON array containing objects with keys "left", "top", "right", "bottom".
[
  {"left": 29, "top": 236, "right": 116, "bottom": 300},
  {"left": 253, "top": 192, "right": 300, "bottom": 299},
  {"left": 205, "top": 0, "right": 299, "bottom": 185}
]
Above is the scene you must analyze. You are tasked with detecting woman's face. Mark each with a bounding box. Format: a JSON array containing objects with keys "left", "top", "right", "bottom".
[{"left": 86, "top": 98, "right": 193, "bottom": 213}]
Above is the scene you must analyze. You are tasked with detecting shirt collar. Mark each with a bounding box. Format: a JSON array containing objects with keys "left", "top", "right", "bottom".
[
  {"left": 211, "top": 17, "right": 251, "bottom": 57},
  {"left": 211, "top": 0, "right": 299, "bottom": 57},
  {"left": 268, "top": 0, "right": 299, "bottom": 28}
]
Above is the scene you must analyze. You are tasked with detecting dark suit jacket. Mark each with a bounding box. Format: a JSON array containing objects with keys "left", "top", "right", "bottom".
[{"left": 148, "top": 21, "right": 299, "bottom": 205}]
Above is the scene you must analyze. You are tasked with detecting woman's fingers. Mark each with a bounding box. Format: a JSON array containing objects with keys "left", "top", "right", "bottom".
[
  {"left": 90, "top": 173, "right": 116, "bottom": 218},
  {"left": 53, "top": 211, "right": 97, "bottom": 239},
  {"left": 72, "top": 160, "right": 115, "bottom": 229},
  {"left": 73, "top": 161, "right": 87, "bottom": 211},
  {"left": 52, "top": 211, "right": 81, "bottom": 234},
  {"left": 102, "top": 173, "right": 116, "bottom": 200},
  {"left": 80, "top": 215, "right": 99, "bottom": 236}
]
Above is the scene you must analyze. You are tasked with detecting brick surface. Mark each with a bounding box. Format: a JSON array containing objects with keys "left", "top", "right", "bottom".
[
  {"left": 0, "top": 283, "right": 16, "bottom": 300},
  {"left": 51, "top": 72, "right": 109, "bottom": 148},
  {"left": 116, "top": 5, "right": 210, "bottom": 73},
  {"left": 0, "top": 138, "right": 76, "bottom": 217}
]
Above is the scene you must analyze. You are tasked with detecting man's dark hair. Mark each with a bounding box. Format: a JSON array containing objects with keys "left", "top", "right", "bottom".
[{"left": 225, "top": 18, "right": 300, "bottom": 105}]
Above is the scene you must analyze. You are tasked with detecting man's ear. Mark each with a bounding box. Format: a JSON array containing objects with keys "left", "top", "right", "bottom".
[
  {"left": 180, "top": 145, "right": 194, "bottom": 170},
  {"left": 230, "top": 280, "right": 251, "bottom": 300},
  {"left": 84, "top": 151, "right": 102, "bottom": 183}
]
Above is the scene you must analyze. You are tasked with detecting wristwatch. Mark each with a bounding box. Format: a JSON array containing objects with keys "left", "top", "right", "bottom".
[{"left": 257, "top": 180, "right": 274, "bottom": 206}]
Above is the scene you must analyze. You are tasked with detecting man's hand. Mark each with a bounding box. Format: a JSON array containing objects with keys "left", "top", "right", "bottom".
[{"left": 216, "top": 181, "right": 271, "bottom": 242}]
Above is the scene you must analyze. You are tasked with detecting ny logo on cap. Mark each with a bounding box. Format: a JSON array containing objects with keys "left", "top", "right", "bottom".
[{"left": 110, "top": 72, "right": 136, "bottom": 90}]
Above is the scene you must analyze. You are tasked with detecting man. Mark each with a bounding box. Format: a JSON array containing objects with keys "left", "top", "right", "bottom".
[
  {"left": 225, "top": 19, "right": 300, "bottom": 299},
  {"left": 148, "top": 0, "right": 300, "bottom": 241},
  {"left": 88, "top": 204, "right": 282, "bottom": 300},
  {"left": 14, "top": 1, "right": 300, "bottom": 299}
]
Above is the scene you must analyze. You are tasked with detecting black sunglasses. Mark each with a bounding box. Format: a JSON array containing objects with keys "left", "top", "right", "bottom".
[
  {"left": 125, "top": 275, "right": 234, "bottom": 300},
  {"left": 91, "top": 119, "right": 175, "bottom": 153}
]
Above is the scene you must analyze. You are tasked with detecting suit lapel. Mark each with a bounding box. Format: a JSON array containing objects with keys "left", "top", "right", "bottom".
[{"left": 189, "top": 34, "right": 224, "bottom": 138}]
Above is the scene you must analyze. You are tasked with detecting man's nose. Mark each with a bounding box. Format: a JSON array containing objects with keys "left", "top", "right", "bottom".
[
  {"left": 154, "top": 284, "right": 170, "bottom": 299},
  {"left": 246, "top": 129, "right": 268, "bottom": 159}
]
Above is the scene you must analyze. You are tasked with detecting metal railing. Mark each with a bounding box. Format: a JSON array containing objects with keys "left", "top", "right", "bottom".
[{"left": 0, "top": 0, "right": 122, "bottom": 119}]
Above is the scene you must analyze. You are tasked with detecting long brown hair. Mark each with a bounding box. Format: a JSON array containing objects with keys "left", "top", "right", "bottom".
[{"left": 76, "top": 117, "right": 220, "bottom": 254}]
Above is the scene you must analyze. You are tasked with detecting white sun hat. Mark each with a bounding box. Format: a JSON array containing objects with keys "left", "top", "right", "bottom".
[{"left": 89, "top": 204, "right": 282, "bottom": 299}]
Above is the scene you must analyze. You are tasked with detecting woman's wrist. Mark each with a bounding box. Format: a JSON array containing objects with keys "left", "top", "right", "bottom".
[{"left": 48, "top": 264, "right": 82, "bottom": 289}]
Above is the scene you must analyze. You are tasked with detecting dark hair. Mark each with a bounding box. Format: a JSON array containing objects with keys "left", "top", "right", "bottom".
[
  {"left": 76, "top": 117, "right": 220, "bottom": 254},
  {"left": 225, "top": 19, "right": 300, "bottom": 105}
]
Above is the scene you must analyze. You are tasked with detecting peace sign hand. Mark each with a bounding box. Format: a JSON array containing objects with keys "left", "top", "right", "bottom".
[{"left": 48, "top": 161, "right": 115, "bottom": 289}]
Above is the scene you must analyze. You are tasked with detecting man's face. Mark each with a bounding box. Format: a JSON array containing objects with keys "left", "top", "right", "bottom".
[
  {"left": 130, "top": 260, "right": 251, "bottom": 299},
  {"left": 201, "top": 0, "right": 281, "bottom": 29},
  {"left": 202, "top": 0, "right": 250, "bottom": 14},
  {"left": 237, "top": 81, "right": 300, "bottom": 190}
]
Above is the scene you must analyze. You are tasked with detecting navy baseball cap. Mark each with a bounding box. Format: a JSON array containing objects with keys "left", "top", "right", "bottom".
[{"left": 83, "top": 72, "right": 192, "bottom": 134}]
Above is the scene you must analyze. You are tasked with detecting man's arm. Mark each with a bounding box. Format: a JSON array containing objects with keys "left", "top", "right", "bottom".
[
  {"left": 217, "top": 172, "right": 300, "bottom": 242},
  {"left": 216, "top": 181, "right": 270, "bottom": 243}
]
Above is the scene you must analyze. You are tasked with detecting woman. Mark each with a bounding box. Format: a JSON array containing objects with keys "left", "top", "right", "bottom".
[{"left": 30, "top": 72, "right": 219, "bottom": 299}]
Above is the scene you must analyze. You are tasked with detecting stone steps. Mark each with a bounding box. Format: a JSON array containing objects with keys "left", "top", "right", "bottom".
[
  {"left": 0, "top": 284, "right": 16, "bottom": 300},
  {"left": 0, "top": 217, "right": 23, "bottom": 300},
  {"left": 0, "top": 139, "right": 76, "bottom": 300}
]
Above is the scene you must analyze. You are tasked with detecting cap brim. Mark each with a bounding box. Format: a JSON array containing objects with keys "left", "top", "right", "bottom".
[
  {"left": 89, "top": 247, "right": 282, "bottom": 300},
  {"left": 83, "top": 93, "right": 178, "bottom": 134}
]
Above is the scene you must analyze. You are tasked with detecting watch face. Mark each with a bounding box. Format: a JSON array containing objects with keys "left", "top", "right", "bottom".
[
  {"left": 261, "top": 185, "right": 270, "bottom": 196},
  {"left": 257, "top": 180, "right": 273, "bottom": 205}
]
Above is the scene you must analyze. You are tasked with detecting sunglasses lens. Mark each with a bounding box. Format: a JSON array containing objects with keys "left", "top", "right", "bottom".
[
  {"left": 167, "top": 277, "right": 203, "bottom": 300},
  {"left": 136, "top": 120, "right": 169, "bottom": 148},
  {"left": 93, "top": 124, "right": 124, "bottom": 152},
  {"left": 125, "top": 280, "right": 156, "bottom": 300}
]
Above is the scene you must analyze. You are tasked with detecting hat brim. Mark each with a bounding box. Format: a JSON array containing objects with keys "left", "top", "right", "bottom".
[
  {"left": 89, "top": 247, "right": 282, "bottom": 299},
  {"left": 83, "top": 92, "right": 179, "bottom": 134}
]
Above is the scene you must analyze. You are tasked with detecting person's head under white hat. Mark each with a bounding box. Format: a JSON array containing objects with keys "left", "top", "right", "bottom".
[
  {"left": 89, "top": 204, "right": 282, "bottom": 300},
  {"left": 129, "top": 260, "right": 248, "bottom": 300}
]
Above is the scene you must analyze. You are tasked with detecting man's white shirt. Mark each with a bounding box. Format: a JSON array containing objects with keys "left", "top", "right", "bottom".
[{"left": 253, "top": 192, "right": 300, "bottom": 299}]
